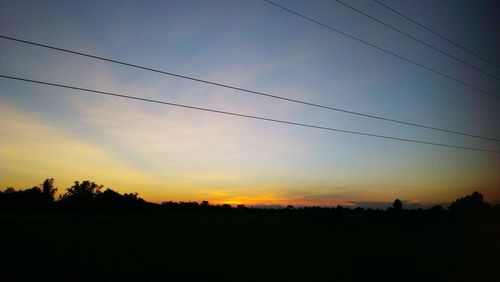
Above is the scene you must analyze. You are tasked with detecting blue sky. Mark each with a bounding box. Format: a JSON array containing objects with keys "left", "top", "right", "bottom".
[{"left": 1, "top": 0, "right": 499, "bottom": 206}]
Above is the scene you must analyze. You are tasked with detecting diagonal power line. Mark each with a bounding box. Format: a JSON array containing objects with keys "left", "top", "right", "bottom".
[
  {"left": 0, "top": 35, "right": 498, "bottom": 142},
  {"left": 373, "top": 0, "right": 500, "bottom": 70},
  {"left": 1, "top": 74, "right": 499, "bottom": 154},
  {"left": 334, "top": 0, "right": 499, "bottom": 81},
  {"left": 262, "top": 0, "right": 499, "bottom": 100}
]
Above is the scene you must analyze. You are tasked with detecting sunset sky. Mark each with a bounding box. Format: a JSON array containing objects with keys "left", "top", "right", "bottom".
[{"left": 1, "top": 0, "right": 499, "bottom": 207}]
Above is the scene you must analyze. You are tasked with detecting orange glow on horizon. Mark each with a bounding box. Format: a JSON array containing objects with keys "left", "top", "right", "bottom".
[
  {"left": 206, "top": 197, "right": 356, "bottom": 207},
  {"left": 220, "top": 200, "right": 243, "bottom": 206}
]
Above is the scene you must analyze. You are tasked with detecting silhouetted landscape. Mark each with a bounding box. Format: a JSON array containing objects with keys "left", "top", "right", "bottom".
[
  {"left": 2, "top": 0, "right": 499, "bottom": 281},
  {"left": 1, "top": 178, "right": 499, "bottom": 281}
]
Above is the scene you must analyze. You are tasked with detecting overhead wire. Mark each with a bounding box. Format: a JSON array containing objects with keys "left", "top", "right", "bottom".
[
  {"left": 333, "top": 0, "right": 499, "bottom": 81},
  {"left": 373, "top": 0, "right": 500, "bottom": 70},
  {"left": 0, "top": 35, "right": 498, "bottom": 142},
  {"left": 262, "top": 0, "right": 499, "bottom": 100},
  {"left": 1, "top": 74, "right": 499, "bottom": 154}
]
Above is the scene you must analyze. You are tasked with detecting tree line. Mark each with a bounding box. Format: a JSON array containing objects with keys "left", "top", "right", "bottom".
[{"left": 0, "top": 178, "right": 498, "bottom": 219}]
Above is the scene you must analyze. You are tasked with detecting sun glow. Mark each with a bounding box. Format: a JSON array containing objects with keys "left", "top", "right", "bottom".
[{"left": 221, "top": 201, "right": 243, "bottom": 206}]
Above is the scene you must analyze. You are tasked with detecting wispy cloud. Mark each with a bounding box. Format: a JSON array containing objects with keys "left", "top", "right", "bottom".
[{"left": 0, "top": 100, "right": 164, "bottom": 193}]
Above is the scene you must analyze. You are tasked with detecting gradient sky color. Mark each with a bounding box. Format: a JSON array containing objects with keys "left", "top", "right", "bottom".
[{"left": 1, "top": 0, "right": 499, "bottom": 207}]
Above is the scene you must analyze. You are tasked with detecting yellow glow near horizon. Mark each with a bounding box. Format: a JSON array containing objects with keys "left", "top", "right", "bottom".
[{"left": 1, "top": 97, "right": 499, "bottom": 206}]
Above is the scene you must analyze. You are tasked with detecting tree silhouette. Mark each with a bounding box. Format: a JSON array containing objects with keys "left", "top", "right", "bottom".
[
  {"left": 449, "top": 191, "right": 490, "bottom": 216},
  {"left": 61, "top": 180, "right": 103, "bottom": 200},
  {"left": 3, "top": 187, "right": 15, "bottom": 193},
  {"left": 0, "top": 185, "right": 48, "bottom": 211},
  {"left": 42, "top": 178, "right": 57, "bottom": 202},
  {"left": 58, "top": 180, "right": 103, "bottom": 210},
  {"left": 393, "top": 199, "right": 403, "bottom": 211}
]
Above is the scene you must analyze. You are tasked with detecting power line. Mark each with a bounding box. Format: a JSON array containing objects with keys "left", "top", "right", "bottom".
[
  {"left": 262, "top": 0, "right": 499, "bottom": 100},
  {"left": 334, "top": 0, "right": 499, "bottom": 81},
  {"left": 1, "top": 74, "right": 498, "bottom": 154},
  {"left": 373, "top": 0, "right": 500, "bottom": 70},
  {"left": 0, "top": 35, "right": 498, "bottom": 142}
]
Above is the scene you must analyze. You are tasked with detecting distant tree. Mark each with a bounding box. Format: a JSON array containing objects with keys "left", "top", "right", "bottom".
[
  {"left": 63, "top": 180, "right": 102, "bottom": 199},
  {"left": 393, "top": 199, "right": 403, "bottom": 211},
  {"left": 123, "top": 192, "right": 141, "bottom": 201},
  {"left": 97, "top": 188, "right": 122, "bottom": 204},
  {"left": 449, "top": 191, "right": 490, "bottom": 214},
  {"left": 3, "top": 187, "right": 16, "bottom": 194},
  {"left": 0, "top": 185, "right": 46, "bottom": 211},
  {"left": 93, "top": 189, "right": 147, "bottom": 211},
  {"left": 100, "top": 188, "right": 121, "bottom": 198},
  {"left": 42, "top": 178, "right": 57, "bottom": 202},
  {"left": 59, "top": 180, "right": 103, "bottom": 208}
]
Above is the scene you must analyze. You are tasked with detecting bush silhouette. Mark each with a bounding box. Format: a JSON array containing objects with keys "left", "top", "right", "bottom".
[
  {"left": 0, "top": 178, "right": 57, "bottom": 211},
  {"left": 393, "top": 199, "right": 403, "bottom": 211},
  {"left": 449, "top": 191, "right": 491, "bottom": 217}
]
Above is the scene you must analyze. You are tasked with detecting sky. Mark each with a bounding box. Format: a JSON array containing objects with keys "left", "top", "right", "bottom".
[{"left": 1, "top": 0, "right": 499, "bottom": 207}]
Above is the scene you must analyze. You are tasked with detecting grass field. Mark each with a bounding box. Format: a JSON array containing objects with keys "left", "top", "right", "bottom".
[{"left": 1, "top": 212, "right": 499, "bottom": 281}]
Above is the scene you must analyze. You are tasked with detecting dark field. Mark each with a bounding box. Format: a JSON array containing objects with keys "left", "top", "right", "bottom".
[{"left": 1, "top": 212, "right": 499, "bottom": 282}]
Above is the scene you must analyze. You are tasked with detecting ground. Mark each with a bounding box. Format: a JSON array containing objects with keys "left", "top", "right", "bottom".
[{"left": 1, "top": 212, "right": 498, "bottom": 281}]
